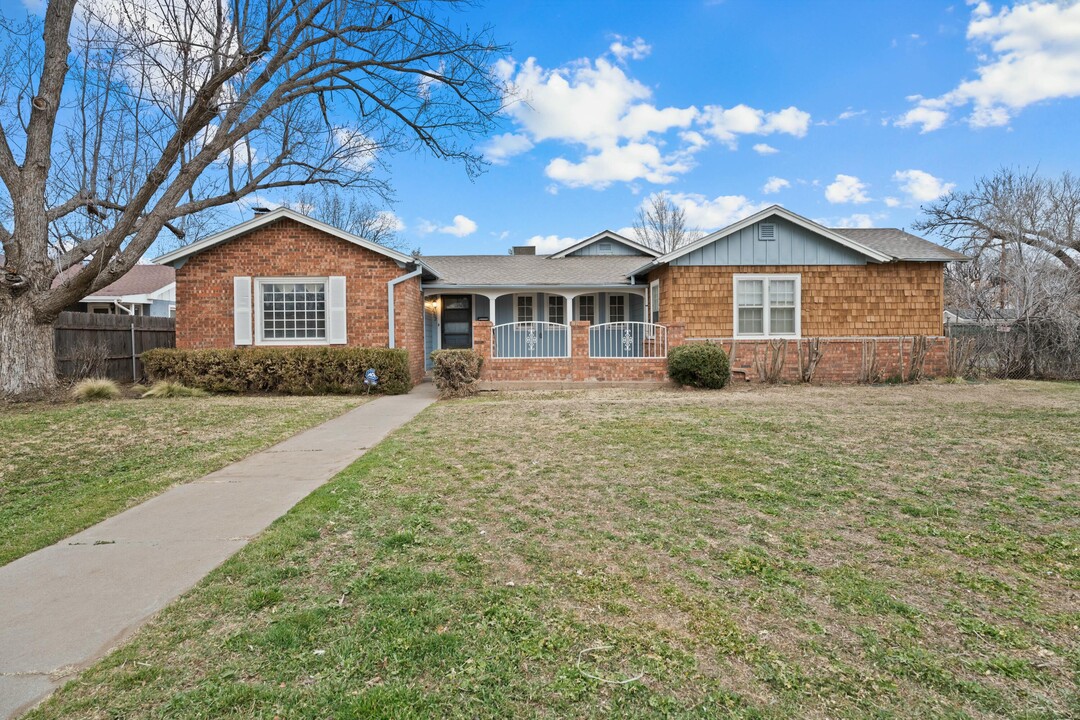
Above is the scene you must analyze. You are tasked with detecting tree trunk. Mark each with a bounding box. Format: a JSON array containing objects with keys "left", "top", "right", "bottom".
[{"left": 0, "top": 294, "right": 58, "bottom": 398}]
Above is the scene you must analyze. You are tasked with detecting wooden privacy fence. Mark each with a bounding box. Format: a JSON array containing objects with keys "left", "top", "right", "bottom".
[{"left": 55, "top": 311, "right": 175, "bottom": 382}]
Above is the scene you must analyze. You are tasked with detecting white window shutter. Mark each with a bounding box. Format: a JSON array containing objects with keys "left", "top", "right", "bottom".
[
  {"left": 233, "top": 277, "right": 252, "bottom": 345},
  {"left": 327, "top": 276, "right": 347, "bottom": 344}
]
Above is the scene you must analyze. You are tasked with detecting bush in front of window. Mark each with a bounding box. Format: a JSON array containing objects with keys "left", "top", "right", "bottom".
[
  {"left": 141, "top": 347, "right": 412, "bottom": 395},
  {"left": 667, "top": 343, "right": 730, "bottom": 389},
  {"left": 430, "top": 349, "right": 483, "bottom": 399}
]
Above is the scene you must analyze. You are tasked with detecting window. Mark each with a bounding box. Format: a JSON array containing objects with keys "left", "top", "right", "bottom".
[
  {"left": 596, "top": 242, "right": 613, "bottom": 255},
  {"left": 649, "top": 280, "right": 660, "bottom": 324},
  {"left": 578, "top": 295, "right": 595, "bottom": 323},
  {"left": 608, "top": 295, "right": 626, "bottom": 323},
  {"left": 734, "top": 275, "right": 800, "bottom": 338},
  {"left": 547, "top": 295, "right": 566, "bottom": 325},
  {"left": 258, "top": 279, "right": 326, "bottom": 342},
  {"left": 515, "top": 295, "right": 534, "bottom": 322}
]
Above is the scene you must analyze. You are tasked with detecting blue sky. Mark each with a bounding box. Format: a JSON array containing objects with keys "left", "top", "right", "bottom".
[{"left": 10, "top": 0, "right": 1080, "bottom": 256}]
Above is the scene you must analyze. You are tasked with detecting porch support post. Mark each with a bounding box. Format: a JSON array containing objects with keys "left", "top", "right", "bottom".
[{"left": 485, "top": 293, "right": 502, "bottom": 324}]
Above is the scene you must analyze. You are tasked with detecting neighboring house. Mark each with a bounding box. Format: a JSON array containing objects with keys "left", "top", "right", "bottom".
[
  {"left": 1, "top": 254, "right": 176, "bottom": 317},
  {"left": 154, "top": 205, "right": 967, "bottom": 386}
]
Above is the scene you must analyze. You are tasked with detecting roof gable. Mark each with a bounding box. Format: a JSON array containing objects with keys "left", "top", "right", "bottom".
[
  {"left": 549, "top": 230, "right": 660, "bottom": 259},
  {"left": 153, "top": 207, "right": 415, "bottom": 267}
]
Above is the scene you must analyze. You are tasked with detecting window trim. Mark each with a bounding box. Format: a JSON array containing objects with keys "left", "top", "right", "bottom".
[
  {"left": 514, "top": 293, "right": 536, "bottom": 323},
  {"left": 648, "top": 279, "right": 660, "bottom": 324},
  {"left": 547, "top": 295, "right": 567, "bottom": 325},
  {"left": 254, "top": 276, "right": 330, "bottom": 346},
  {"left": 732, "top": 273, "right": 801, "bottom": 339}
]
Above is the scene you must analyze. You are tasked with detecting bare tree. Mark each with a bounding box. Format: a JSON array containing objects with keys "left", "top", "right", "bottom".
[
  {"left": 632, "top": 192, "right": 695, "bottom": 254},
  {"left": 281, "top": 188, "right": 404, "bottom": 249},
  {"left": 0, "top": 0, "right": 505, "bottom": 397}
]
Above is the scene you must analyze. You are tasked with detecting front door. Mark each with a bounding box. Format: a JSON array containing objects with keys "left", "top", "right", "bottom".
[{"left": 440, "top": 295, "right": 472, "bottom": 349}]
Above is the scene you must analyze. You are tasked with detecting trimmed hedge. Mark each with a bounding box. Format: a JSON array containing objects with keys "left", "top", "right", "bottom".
[
  {"left": 142, "top": 347, "right": 412, "bottom": 395},
  {"left": 667, "top": 342, "right": 730, "bottom": 389},
  {"left": 430, "top": 349, "right": 483, "bottom": 398}
]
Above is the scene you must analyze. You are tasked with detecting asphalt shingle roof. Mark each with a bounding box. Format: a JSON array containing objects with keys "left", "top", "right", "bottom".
[
  {"left": 829, "top": 228, "right": 968, "bottom": 261},
  {"left": 421, "top": 254, "right": 648, "bottom": 286}
]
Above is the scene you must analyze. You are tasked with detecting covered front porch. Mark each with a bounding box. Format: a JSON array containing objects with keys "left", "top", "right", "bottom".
[{"left": 423, "top": 287, "right": 655, "bottom": 366}]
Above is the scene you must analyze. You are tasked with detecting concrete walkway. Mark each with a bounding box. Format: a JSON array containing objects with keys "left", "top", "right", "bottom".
[{"left": 0, "top": 384, "right": 437, "bottom": 719}]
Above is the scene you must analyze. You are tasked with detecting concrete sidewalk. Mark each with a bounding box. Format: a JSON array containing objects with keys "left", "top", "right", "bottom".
[{"left": 0, "top": 384, "right": 437, "bottom": 719}]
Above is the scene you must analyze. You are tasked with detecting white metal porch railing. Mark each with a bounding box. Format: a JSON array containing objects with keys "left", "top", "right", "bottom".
[
  {"left": 491, "top": 321, "right": 570, "bottom": 358},
  {"left": 589, "top": 322, "right": 668, "bottom": 358}
]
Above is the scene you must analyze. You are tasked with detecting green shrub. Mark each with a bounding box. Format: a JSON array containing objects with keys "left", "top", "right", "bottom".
[
  {"left": 430, "top": 349, "right": 483, "bottom": 398},
  {"left": 667, "top": 343, "right": 730, "bottom": 389},
  {"left": 71, "top": 378, "right": 121, "bottom": 402},
  {"left": 141, "top": 347, "right": 412, "bottom": 395},
  {"left": 141, "top": 381, "right": 208, "bottom": 399}
]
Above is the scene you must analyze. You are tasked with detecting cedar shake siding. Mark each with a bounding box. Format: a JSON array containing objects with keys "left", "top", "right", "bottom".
[
  {"left": 648, "top": 262, "right": 945, "bottom": 338},
  {"left": 174, "top": 217, "right": 425, "bottom": 384}
]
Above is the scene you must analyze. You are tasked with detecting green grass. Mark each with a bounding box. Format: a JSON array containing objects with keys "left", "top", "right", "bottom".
[
  {"left": 25, "top": 381, "right": 1080, "bottom": 719},
  {"left": 0, "top": 395, "right": 363, "bottom": 566}
]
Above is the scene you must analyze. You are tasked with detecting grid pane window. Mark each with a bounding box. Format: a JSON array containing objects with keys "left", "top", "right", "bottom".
[
  {"left": 516, "top": 295, "right": 534, "bottom": 322},
  {"left": 650, "top": 282, "right": 660, "bottom": 324},
  {"left": 548, "top": 296, "right": 566, "bottom": 325},
  {"left": 578, "top": 295, "right": 595, "bottom": 323},
  {"left": 609, "top": 295, "right": 626, "bottom": 323},
  {"left": 769, "top": 279, "right": 796, "bottom": 335},
  {"left": 261, "top": 281, "right": 326, "bottom": 341},
  {"left": 736, "top": 280, "right": 764, "bottom": 335}
]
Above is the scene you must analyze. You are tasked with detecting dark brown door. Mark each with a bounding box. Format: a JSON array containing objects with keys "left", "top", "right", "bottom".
[{"left": 441, "top": 295, "right": 472, "bottom": 349}]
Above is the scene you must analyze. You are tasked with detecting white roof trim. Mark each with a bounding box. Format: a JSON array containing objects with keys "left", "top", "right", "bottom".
[
  {"left": 549, "top": 230, "right": 661, "bottom": 259},
  {"left": 153, "top": 207, "right": 415, "bottom": 267},
  {"left": 627, "top": 205, "right": 893, "bottom": 275}
]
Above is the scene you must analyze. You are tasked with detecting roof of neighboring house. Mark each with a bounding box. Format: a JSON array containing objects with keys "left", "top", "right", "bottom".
[
  {"left": 420, "top": 254, "right": 648, "bottom": 287},
  {"left": 51, "top": 263, "right": 175, "bottom": 300},
  {"left": 830, "top": 228, "right": 969, "bottom": 262},
  {"left": 153, "top": 207, "right": 416, "bottom": 267}
]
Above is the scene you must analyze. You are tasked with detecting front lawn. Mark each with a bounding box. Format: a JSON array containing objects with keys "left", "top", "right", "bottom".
[
  {"left": 0, "top": 395, "right": 364, "bottom": 566},
  {"left": 28, "top": 382, "right": 1079, "bottom": 719}
]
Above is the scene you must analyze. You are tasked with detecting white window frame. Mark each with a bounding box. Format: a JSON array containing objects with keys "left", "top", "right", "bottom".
[
  {"left": 514, "top": 293, "right": 536, "bottom": 323},
  {"left": 547, "top": 295, "right": 567, "bottom": 325},
  {"left": 577, "top": 294, "right": 596, "bottom": 323},
  {"left": 608, "top": 294, "right": 627, "bottom": 323},
  {"left": 255, "top": 276, "right": 330, "bottom": 346},
  {"left": 648, "top": 280, "right": 660, "bottom": 324},
  {"left": 732, "top": 274, "right": 801, "bottom": 339}
]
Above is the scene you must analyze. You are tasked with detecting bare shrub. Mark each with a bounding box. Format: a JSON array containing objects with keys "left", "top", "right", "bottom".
[
  {"left": 69, "top": 338, "right": 110, "bottom": 380},
  {"left": 431, "top": 350, "right": 484, "bottom": 399},
  {"left": 754, "top": 340, "right": 787, "bottom": 383},
  {"left": 797, "top": 339, "right": 827, "bottom": 383}
]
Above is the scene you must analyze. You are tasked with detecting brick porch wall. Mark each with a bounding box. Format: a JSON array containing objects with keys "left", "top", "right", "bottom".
[
  {"left": 687, "top": 337, "right": 950, "bottom": 382},
  {"left": 472, "top": 321, "right": 685, "bottom": 383}
]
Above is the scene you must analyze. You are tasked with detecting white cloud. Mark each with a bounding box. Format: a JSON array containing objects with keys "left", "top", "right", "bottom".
[
  {"left": 482, "top": 133, "right": 534, "bottom": 164},
  {"left": 701, "top": 104, "right": 812, "bottom": 148},
  {"left": 609, "top": 36, "right": 652, "bottom": 63},
  {"left": 378, "top": 210, "right": 406, "bottom": 232},
  {"left": 762, "top": 176, "right": 790, "bottom": 194},
  {"left": 825, "top": 174, "right": 871, "bottom": 204},
  {"left": 898, "top": 0, "right": 1080, "bottom": 131},
  {"left": 752, "top": 143, "right": 779, "bottom": 155},
  {"left": 663, "top": 193, "right": 770, "bottom": 230},
  {"left": 893, "top": 169, "right": 956, "bottom": 202},
  {"left": 834, "top": 213, "right": 876, "bottom": 229},
  {"left": 838, "top": 109, "right": 866, "bottom": 121},
  {"left": 525, "top": 234, "right": 579, "bottom": 253},
  {"left": 420, "top": 215, "right": 477, "bottom": 237},
  {"left": 545, "top": 143, "right": 697, "bottom": 189},
  {"left": 884, "top": 196, "right": 902, "bottom": 208}
]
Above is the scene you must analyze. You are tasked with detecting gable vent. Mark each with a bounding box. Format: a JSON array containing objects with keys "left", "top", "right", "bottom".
[{"left": 757, "top": 223, "right": 777, "bottom": 241}]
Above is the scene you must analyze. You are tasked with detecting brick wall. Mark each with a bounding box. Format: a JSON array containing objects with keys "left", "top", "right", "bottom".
[
  {"left": 174, "top": 217, "right": 425, "bottom": 386},
  {"left": 688, "top": 337, "right": 950, "bottom": 382},
  {"left": 473, "top": 321, "right": 684, "bottom": 383},
  {"left": 648, "top": 262, "right": 945, "bottom": 338}
]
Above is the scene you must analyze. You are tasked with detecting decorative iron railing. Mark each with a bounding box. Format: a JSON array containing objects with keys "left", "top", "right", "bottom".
[
  {"left": 589, "top": 322, "right": 668, "bottom": 358},
  {"left": 491, "top": 321, "right": 570, "bottom": 358}
]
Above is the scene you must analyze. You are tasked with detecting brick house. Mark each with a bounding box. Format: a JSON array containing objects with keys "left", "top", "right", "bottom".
[{"left": 154, "top": 205, "right": 967, "bottom": 387}]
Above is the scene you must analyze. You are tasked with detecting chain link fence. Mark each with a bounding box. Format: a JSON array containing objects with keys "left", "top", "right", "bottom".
[{"left": 945, "top": 320, "right": 1080, "bottom": 380}]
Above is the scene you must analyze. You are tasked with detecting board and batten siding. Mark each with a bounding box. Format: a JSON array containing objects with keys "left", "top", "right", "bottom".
[
  {"left": 671, "top": 217, "right": 867, "bottom": 267},
  {"left": 566, "top": 238, "right": 650, "bottom": 256}
]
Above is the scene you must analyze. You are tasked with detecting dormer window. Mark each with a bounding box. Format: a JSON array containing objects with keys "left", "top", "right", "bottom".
[{"left": 757, "top": 223, "right": 777, "bottom": 241}]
